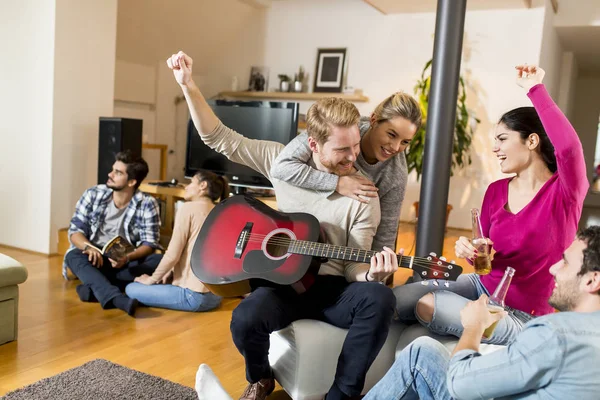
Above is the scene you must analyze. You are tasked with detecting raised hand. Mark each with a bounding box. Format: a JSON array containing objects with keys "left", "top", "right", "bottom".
[
  {"left": 368, "top": 246, "right": 401, "bottom": 282},
  {"left": 515, "top": 64, "right": 545, "bottom": 92},
  {"left": 167, "top": 51, "right": 194, "bottom": 87},
  {"left": 336, "top": 175, "right": 378, "bottom": 204}
]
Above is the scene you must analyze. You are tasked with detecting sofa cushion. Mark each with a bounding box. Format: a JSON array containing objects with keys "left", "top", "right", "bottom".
[
  {"left": 0, "top": 253, "right": 27, "bottom": 287},
  {"left": 269, "top": 319, "right": 405, "bottom": 400}
]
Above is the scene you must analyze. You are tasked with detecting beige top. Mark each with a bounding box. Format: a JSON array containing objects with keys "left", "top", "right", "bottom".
[
  {"left": 201, "top": 122, "right": 381, "bottom": 281},
  {"left": 149, "top": 198, "right": 214, "bottom": 293}
]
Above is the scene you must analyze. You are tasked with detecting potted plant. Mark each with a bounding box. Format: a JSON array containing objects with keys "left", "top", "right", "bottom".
[
  {"left": 278, "top": 74, "right": 291, "bottom": 92},
  {"left": 407, "top": 59, "right": 480, "bottom": 228}
]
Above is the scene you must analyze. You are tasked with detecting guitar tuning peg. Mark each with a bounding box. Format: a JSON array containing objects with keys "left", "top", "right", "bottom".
[
  {"left": 432, "top": 280, "right": 439, "bottom": 286},
  {"left": 440, "top": 256, "right": 446, "bottom": 261},
  {"left": 429, "top": 252, "right": 437, "bottom": 257},
  {"left": 444, "top": 281, "right": 450, "bottom": 287},
  {"left": 420, "top": 280, "right": 429, "bottom": 286}
]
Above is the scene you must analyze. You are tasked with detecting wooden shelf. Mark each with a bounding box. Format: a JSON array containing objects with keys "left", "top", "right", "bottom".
[{"left": 218, "top": 91, "right": 369, "bottom": 102}]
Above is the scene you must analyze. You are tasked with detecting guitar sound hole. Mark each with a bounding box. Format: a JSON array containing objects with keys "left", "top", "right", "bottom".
[{"left": 266, "top": 233, "right": 291, "bottom": 258}]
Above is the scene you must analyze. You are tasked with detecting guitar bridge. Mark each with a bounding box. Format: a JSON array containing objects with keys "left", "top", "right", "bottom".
[{"left": 234, "top": 222, "right": 253, "bottom": 259}]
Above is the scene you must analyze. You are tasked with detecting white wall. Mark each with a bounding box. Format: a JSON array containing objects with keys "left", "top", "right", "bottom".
[
  {"left": 554, "top": 0, "right": 600, "bottom": 27},
  {"left": 115, "top": 0, "right": 268, "bottom": 181},
  {"left": 49, "top": 0, "right": 118, "bottom": 253},
  {"left": 557, "top": 51, "right": 579, "bottom": 119},
  {"left": 0, "top": 1, "right": 117, "bottom": 254},
  {"left": 572, "top": 75, "right": 600, "bottom": 191},
  {"left": 0, "top": 1, "right": 56, "bottom": 253},
  {"left": 538, "top": 0, "right": 564, "bottom": 99},
  {"left": 263, "top": 0, "right": 546, "bottom": 229}
]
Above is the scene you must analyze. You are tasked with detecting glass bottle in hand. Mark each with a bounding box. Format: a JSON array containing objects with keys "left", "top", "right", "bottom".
[
  {"left": 483, "top": 266, "right": 515, "bottom": 339},
  {"left": 471, "top": 208, "right": 492, "bottom": 275}
]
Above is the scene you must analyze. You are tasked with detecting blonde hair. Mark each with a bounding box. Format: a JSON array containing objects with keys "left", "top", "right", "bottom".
[
  {"left": 372, "top": 92, "right": 422, "bottom": 129},
  {"left": 306, "top": 97, "right": 361, "bottom": 144}
]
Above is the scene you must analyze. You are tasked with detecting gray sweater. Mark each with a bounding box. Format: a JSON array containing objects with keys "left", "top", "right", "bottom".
[
  {"left": 270, "top": 118, "right": 406, "bottom": 252},
  {"left": 201, "top": 122, "right": 381, "bottom": 280}
]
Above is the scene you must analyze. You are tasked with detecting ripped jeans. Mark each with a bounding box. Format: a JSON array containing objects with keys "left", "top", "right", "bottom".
[{"left": 392, "top": 273, "right": 535, "bottom": 345}]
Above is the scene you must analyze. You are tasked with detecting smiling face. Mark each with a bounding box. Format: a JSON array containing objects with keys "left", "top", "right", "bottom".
[
  {"left": 548, "top": 239, "right": 587, "bottom": 312},
  {"left": 492, "top": 123, "right": 539, "bottom": 174},
  {"left": 309, "top": 124, "right": 361, "bottom": 176},
  {"left": 364, "top": 116, "right": 417, "bottom": 163}
]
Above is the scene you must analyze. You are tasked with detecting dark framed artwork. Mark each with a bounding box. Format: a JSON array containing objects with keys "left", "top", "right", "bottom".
[{"left": 313, "top": 48, "right": 347, "bottom": 93}]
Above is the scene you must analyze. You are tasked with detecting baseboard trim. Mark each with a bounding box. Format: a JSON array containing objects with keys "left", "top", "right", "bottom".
[{"left": 0, "top": 244, "right": 54, "bottom": 257}]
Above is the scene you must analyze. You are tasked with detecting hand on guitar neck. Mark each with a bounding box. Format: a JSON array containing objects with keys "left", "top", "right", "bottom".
[{"left": 365, "top": 246, "right": 401, "bottom": 282}]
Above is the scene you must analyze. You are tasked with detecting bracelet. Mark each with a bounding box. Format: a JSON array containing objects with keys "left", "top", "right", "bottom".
[
  {"left": 125, "top": 254, "right": 131, "bottom": 263},
  {"left": 83, "top": 244, "right": 91, "bottom": 252},
  {"left": 365, "top": 270, "right": 371, "bottom": 282}
]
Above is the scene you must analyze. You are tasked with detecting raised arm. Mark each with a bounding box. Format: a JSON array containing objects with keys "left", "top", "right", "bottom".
[
  {"left": 167, "top": 51, "right": 219, "bottom": 136},
  {"left": 168, "top": 51, "right": 282, "bottom": 178},
  {"left": 517, "top": 65, "right": 589, "bottom": 202}
]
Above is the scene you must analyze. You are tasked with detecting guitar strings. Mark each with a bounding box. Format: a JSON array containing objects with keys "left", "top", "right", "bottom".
[{"left": 232, "top": 234, "right": 457, "bottom": 272}]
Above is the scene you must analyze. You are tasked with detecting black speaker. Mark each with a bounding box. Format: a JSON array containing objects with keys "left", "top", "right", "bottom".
[{"left": 98, "top": 117, "right": 143, "bottom": 184}]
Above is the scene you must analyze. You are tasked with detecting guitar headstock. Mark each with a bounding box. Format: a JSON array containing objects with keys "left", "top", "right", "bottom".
[{"left": 411, "top": 252, "right": 463, "bottom": 282}]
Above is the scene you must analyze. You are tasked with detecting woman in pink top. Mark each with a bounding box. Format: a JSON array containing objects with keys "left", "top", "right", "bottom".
[
  {"left": 393, "top": 65, "right": 588, "bottom": 345},
  {"left": 125, "top": 171, "right": 229, "bottom": 312}
]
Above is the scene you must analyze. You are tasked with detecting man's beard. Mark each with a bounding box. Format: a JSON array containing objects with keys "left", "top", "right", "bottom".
[
  {"left": 107, "top": 180, "right": 127, "bottom": 191},
  {"left": 548, "top": 278, "right": 581, "bottom": 312},
  {"left": 319, "top": 154, "right": 354, "bottom": 177}
]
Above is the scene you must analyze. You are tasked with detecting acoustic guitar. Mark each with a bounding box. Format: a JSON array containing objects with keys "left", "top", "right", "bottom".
[{"left": 191, "top": 195, "right": 463, "bottom": 297}]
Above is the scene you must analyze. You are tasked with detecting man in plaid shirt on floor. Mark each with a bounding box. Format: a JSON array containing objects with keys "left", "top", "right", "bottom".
[{"left": 64, "top": 150, "right": 162, "bottom": 316}]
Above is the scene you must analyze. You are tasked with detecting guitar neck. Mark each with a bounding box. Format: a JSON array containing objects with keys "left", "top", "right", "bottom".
[{"left": 288, "top": 240, "right": 418, "bottom": 270}]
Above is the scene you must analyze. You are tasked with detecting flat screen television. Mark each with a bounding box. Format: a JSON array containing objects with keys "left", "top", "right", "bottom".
[{"left": 185, "top": 100, "right": 299, "bottom": 191}]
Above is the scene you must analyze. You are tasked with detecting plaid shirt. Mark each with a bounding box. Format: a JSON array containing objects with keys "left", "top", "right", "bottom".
[{"left": 62, "top": 185, "right": 161, "bottom": 279}]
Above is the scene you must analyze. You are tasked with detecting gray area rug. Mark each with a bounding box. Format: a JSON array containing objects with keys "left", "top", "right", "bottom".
[{"left": 1, "top": 359, "right": 197, "bottom": 400}]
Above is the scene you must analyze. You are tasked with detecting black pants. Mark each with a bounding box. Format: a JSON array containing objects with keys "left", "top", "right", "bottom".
[
  {"left": 230, "top": 275, "right": 396, "bottom": 398},
  {"left": 66, "top": 249, "right": 162, "bottom": 308}
]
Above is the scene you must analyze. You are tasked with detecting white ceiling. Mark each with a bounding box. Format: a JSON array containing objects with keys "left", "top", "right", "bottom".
[
  {"left": 361, "top": 0, "right": 543, "bottom": 14},
  {"left": 557, "top": 26, "right": 600, "bottom": 75}
]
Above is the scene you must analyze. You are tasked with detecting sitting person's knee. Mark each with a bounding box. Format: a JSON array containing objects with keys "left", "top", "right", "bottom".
[
  {"left": 416, "top": 293, "right": 435, "bottom": 323},
  {"left": 357, "top": 284, "right": 396, "bottom": 323}
]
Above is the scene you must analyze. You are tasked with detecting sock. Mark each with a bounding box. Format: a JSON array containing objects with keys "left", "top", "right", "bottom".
[
  {"left": 195, "top": 364, "right": 233, "bottom": 400},
  {"left": 75, "top": 284, "right": 97, "bottom": 302},
  {"left": 112, "top": 295, "right": 138, "bottom": 316}
]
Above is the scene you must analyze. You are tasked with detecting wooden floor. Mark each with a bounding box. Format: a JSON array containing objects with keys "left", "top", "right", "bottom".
[{"left": 0, "top": 224, "right": 471, "bottom": 398}]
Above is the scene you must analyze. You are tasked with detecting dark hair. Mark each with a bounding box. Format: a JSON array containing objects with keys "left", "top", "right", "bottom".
[
  {"left": 498, "top": 107, "right": 557, "bottom": 173},
  {"left": 115, "top": 150, "right": 149, "bottom": 189},
  {"left": 194, "top": 171, "right": 230, "bottom": 202},
  {"left": 577, "top": 227, "right": 600, "bottom": 285}
]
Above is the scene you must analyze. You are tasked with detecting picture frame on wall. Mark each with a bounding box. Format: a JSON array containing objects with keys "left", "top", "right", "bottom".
[
  {"left": 313, "top": 48, "right": 347, "bottom": 93},
  {"left": 248, "top": 66, "right": 269, "bottom": 92}
]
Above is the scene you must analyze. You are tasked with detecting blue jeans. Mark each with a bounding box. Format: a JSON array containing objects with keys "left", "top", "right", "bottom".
[
  {"left": 393, "top": 274, "right": 534, "bottom": 345},
  {"left": 66, "top": 249, "right": 162, "bottom": 308},
  {"left": 363, "top": 337, "right": 451, "bottom": 400},
  {"left": 125, "top": 282, "right": 222, "bottom": 312}
]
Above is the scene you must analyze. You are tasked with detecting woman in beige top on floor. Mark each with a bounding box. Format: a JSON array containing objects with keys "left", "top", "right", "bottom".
[{"left": 125, "top": 171, "right": 228, "bottom": 312}]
